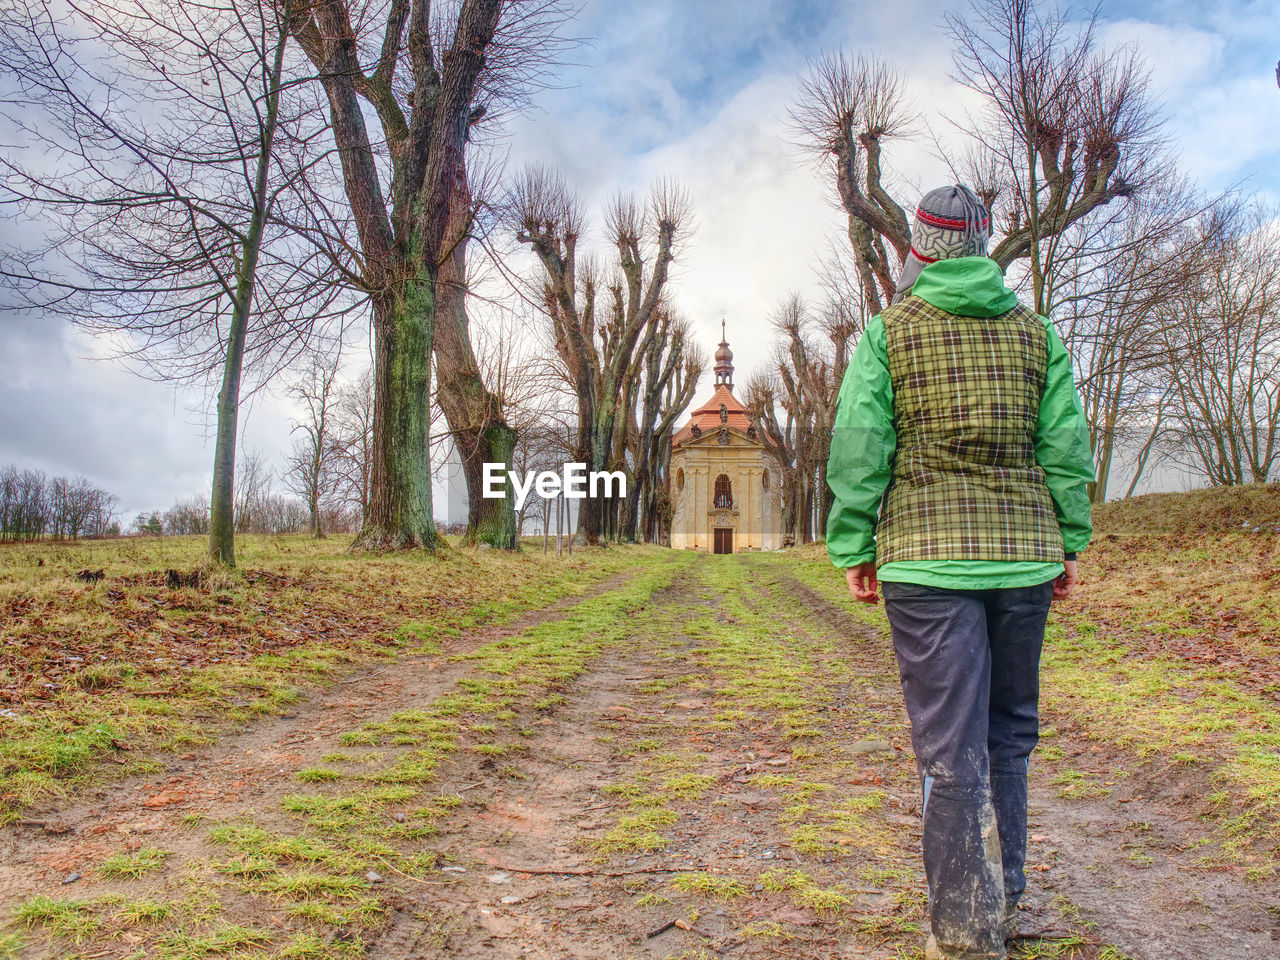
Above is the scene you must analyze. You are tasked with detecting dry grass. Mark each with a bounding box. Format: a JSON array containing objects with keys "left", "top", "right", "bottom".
[
  {"left": 0, "top": 533, "right": 647, "bottom": 815},
  {"left": 1092, "top": 482, "right": 1280, "bottom": 536}
]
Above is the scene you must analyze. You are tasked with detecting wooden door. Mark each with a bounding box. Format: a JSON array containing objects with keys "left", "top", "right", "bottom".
[{"left": 713, "top": 528, "right": 733, "bottom": 555}]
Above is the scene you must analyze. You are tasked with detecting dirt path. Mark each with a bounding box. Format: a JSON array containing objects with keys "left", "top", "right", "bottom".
[
  {"left": 771, "top": 561, "right": 1279, "bottom": 960},
  {"left": 1, "top": 553, "right": 1275, "bottom": 960}
]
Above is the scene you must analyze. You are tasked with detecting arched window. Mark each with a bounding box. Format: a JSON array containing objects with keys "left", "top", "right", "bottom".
[
  {"left": 761, "top": 468, "right": 770, "bottom": 492},
  {"left": 675, "top": 468, "right": 685, "bottom": 492},
  {"left": 714, "top": 474, "right": 732, "bottom": 508}
]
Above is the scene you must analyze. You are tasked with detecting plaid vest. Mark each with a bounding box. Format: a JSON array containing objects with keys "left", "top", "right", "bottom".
[{"left": 876, "top": 295, "right": 1063, "bottom": 564}]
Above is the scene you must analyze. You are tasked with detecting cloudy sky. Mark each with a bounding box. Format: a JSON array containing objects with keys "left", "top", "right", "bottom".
[{"left": 2, "top": 0, "right": 1278, "bottom": 516}]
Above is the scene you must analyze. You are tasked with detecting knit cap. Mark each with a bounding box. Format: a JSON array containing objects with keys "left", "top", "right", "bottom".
[{"left": 892, "top": 185, "right": 990, "bottom": 302}]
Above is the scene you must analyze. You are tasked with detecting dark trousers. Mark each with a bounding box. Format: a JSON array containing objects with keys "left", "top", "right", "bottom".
[{"left": 881, "top": 579, "right": 1055, "bottom": 958}]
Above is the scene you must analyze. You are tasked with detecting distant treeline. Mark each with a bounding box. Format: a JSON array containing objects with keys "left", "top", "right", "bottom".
[
  {"left": 0, "top": 460, "right": 361, "bottom": 542},
  {"left": 0, "top": 465, "right": 120, "bottom": 541},
  {"left": 144, "top": 489, "right": 360, "bottom": 538}
]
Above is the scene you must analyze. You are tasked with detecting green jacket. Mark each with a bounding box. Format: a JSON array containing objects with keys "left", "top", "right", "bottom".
[{"left": 826, "top": 257, "right": 1095, "bottom": 589}]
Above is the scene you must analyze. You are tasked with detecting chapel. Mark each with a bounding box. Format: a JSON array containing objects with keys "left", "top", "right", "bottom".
[{"left": 669, "top": 324, "right": 782, "bottom": 553}]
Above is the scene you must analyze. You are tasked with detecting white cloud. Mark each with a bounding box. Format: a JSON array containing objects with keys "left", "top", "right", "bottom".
[{"left": 1098, "top": 18, "right": 1225, "bottom": 101}]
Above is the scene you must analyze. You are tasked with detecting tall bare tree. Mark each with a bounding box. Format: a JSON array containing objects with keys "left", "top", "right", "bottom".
[
  {"left": 284, "top": 355, "right": 341, "bottom": 537},
  {"left": 791, "top": 54, "right": 915, "bottom": 315},
  {"left": 512, "top": 168, "right": 691, "bottom": 544},
  {"left": 283, "top": 0, "right": 570, "bottom": 551},
  {"left": 331, "top": 367, "right": 377, "bottom": 524},
  {"left": 617, "top": 309, "right": 703, "bottom": 543},
  {"left": 746, "top": 291, "right": 860, "bottom": 544},
  {"left": 0, "top": 0, "right": 347, "bottom": 567},
  {"left": 947, "top": 0, "right": 1165, "bottom": 315}
]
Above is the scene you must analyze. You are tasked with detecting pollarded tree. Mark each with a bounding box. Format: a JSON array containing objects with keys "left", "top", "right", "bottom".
[
  {"left": 947, "top": 0, "right": 1165, "bottom": 315},
  {"left": 283, "top": 0, "right": 570, "bottom": 551},
  {"left": 617, "top": 308, "right": 703, "bottom": 543},
  {"left": 512, "top": 168, "right": 691, "bottom": 545},
  {"left": 746, "top": 291, "right": 859, "bottom": 544},
  {"left": 793, "top": 0, "right": 1165, "bottom": 316}
]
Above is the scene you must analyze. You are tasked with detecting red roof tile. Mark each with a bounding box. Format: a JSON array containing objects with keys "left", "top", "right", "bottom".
[{"left": 673, "top": 383, "right": 755, "bottom": 447}]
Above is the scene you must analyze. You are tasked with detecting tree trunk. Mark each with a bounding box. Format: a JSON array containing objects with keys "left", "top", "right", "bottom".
[
  {"left": 207, "top": 26, "right": 288, "bottom": 567},
  {"left": 209, "top": 306, "right": 248, "bottom": 566},
  {"left": 589, "top": 414, "right": 615, "bottom": 544},
  {"left": 433, "top": 166, "right": 518, "bottom": 548},
  {"left": 353, "top": 276, "right": 436, "bottom": 551},
  {"left": 573, "top": 393, "right": 602, "bottom": 545},
  {"left": 816, "top": 459, "right": 833, "bottom": 537},
  {"left": 622, "top": 462, "right": 645, "bottom": 543},
  {"left": 309, "top": 485, "right": 324, "bottom": 538},
  {"left": 456, "top": 419, "right": 518, "bottom": 545}
]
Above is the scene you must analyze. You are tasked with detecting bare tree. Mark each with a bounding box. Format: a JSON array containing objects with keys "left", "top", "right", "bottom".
[
  {"left": 512, "top": 167, "right": 691, "bottom": 544},
  {"left": 284, "top": 355, "right": 341, "bottom": 537},
  {"left": 744, "top": 368, "right": 801, "bottom": 544},
  {"left": 630, "top": 310, "right": 703, "bottom": 544},
  {"left": 791, "top": 53, "right": 915, "bottom": 315},
  {"left": 330, "top": 367, "right": 377, "bottom": 524},
  {"left": 234, "top": 449, "right": 274, "bottom": 534},
  {"left": 746, "top": 292, "right": 859, "bottom": 544},
  {"left": 0, "top": 0, "right": 347, "bottom": 566},
  {"left": 793, "top": 0, "right": 1164, "bottom": 315},
  {"left": 947, "top": 0, "right": 1165, "bottom": 315},
  {"left": 0, "top": 465, "right": 119, "bottom": 541},
  {"left": 511, "top": 415, "right": 573, "bottom": 537},
  {"left": 1051, "top": 181, "right": 1209, "bottom": 500},
  {"left": 1165, "top": 207, "right": 1280, "bottom": 485},
  {"left": 282, "top": 0, "right": 572, "bottom": 551},
  {"left": 0, "top": 468, "right": 48, "bottom": 542},
  {"left": 165, "top": 495, "right": 213, "bottom": 536}
]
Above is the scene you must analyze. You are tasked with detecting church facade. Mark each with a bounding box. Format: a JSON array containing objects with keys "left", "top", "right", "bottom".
[{"left": 669, "top": 326, "right": 782, "bottom": 553}]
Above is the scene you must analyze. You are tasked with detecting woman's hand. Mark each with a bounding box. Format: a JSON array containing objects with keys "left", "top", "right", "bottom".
[
  {"left": 846, "top": 562, "right": 880, "bottom": 604},
  {"left": 1053, "top": 559, "right": 1078, "bottom": 600}
]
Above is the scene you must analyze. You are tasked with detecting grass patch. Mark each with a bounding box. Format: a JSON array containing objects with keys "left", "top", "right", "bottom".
[
  {"left": 671, "top": 872, "right": 748, "bottom": 900},
  {"left": 98, "top": 846, "right": 170, "bottom": 879},
  {"left": 14, "top": 895, "right": 99, "bottom": 939}
]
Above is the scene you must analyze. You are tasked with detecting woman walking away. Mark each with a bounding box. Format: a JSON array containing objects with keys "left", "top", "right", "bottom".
[{"left": 826, "top": 185, "right": 1095, "bottom": 960}]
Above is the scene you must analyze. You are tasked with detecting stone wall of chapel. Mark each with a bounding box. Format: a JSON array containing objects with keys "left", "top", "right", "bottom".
[{"left": 669, "top": 438, "right": 782, "bottom": 552}]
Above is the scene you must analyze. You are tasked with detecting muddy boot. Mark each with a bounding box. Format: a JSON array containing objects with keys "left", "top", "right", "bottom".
[
  {"left": 925, "top": 933, "right": 1007, "bottom": 960},
  {"left": 1002, "top": 903, "right": 1019, "bottom": 942}
]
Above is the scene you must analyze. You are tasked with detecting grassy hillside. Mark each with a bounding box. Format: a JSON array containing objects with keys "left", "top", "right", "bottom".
[
  {"left": 1093, "top": 481, "right": 1280, "bottom": 535},
  {"left": 0, "top": 534, "right": 662, "bottom": 816}
]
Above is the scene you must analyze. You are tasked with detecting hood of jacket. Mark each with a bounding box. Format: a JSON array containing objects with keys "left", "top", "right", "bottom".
[{"left": 908, "top": 256, "right": 1018, "bottom": 318}]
